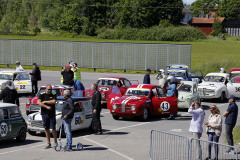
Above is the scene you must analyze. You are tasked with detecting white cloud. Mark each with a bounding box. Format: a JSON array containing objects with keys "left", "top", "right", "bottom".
[{"left": 183, "top": 0, "right": 197, "bottom": 5}]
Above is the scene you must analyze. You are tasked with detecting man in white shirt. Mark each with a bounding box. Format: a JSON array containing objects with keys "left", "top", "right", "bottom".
[
  {"left": 16, "top": 61, "right": 24, "bottom": 71},
  {"left": 188, "top": 101, "right": 205, "bottom": 159}
]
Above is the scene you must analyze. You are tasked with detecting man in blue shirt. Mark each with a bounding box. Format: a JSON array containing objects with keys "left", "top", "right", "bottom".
[
  {"left": 72, "top": 79, "right": 85, "bottom": 97},
  {"left": 143, "top": 69, "right": 151, "bottom": 84},
  {"left": 223, "top": 95, "right": 238, "bottom": 153}
]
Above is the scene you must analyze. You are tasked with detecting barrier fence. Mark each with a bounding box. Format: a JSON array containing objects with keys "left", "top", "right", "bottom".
[
  {"left": 0, "top": 39, "right": 191, "bottom": 71},
  {"left": 150, "top": 130, "right": 239, "bottom": 160}
]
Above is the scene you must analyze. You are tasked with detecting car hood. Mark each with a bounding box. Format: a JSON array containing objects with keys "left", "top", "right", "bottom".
[
  {"left": 178, "top": 92, "right": 193, "bottom": 98},
  {"left": 29, "top": 111, "right": 61, "bottom": 120},
  {"left": 198, "top": 82, "right": 224, "bottom": 88},
  {"left": 113, "top": 96, "right": 149, "bottom": 105}
]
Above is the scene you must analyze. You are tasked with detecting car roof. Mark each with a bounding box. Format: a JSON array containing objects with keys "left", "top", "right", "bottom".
[
  {"left": 230, "top": 69, "right": 240, "bottom": 73},
  {"left": 98, "top": 77, "right": 125, "bottom": 81},
  {"left": 0, "top": 103, "right": 18, "bottom": 108},
  {"left": 206, "top": 73, "right": 229, "bottom": 77},
  {"left": 128, "top": 84, "right": 159, "bottom": 89},
  {"left": 0, "top": 70, "right": 27, "bottom": 74},
  {"left": 56, "top": 96, "right": 89, "bottom": 101},
  {"left": 168, "top": 68, "right": 187, "bottom": 71},
  {"left": 168, "top": 64, "right": 188, "bottom": 68},
  {"left": 40, "top": 85, "right": 72, "bottom": 89}
]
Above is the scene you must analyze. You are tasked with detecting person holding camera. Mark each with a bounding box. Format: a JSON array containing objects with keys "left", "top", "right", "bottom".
[
  {"left": 188, "top": 101, "right": 205, "bottom": 160},
  {"left": 204, "top": 105, "right": 222, "bottom": 160},
  {"left": 155, "top": 69, "right": 166, "bottom": 86}
]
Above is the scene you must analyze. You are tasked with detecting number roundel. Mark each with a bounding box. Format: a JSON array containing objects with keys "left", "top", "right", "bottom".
[
  {"left": 160, "top": 101, "right": 170, "bottom": 111},
  {"left": 0, "top": 122, "right": 8, "bottom": 137},
  {"left": 75, "top": 117, "right": 81, "bottom": 125}
]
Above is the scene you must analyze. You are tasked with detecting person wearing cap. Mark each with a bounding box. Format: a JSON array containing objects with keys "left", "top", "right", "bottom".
[
  {"left": 30, "top": 63, "right": 41, "bottom": 96},
  {"left": 223, "top": 95, "right": 238, "bottom": 153},
  {"left": 155, "top": 69, "right": 166, "bottom": 86},
  {"left": 143, "top": 69, "right": 151, "bottom": 84},
  {"left": 0, "top": 81, "right": 19, "bottom": 106},
  {"left": 71, "top": 63, "right": 81, "bottom": 82},
  {"left": 15, "top": 61, "right": 24, "bottom": 71},
  {"left": 61, "top": 65, "right": 74, "bottom": 86},
  {"left": 204, "top": 105, "right": 222, "bottom": 160}
]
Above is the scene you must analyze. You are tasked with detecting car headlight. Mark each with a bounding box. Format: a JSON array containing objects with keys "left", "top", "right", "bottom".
[
  {"left": 101, "top": 93, "right": 105, "bottom": 98},
  {"left": 86, "top": 92, "right": 90, "bottom": 97},
  {"left": 26, "top": 100, "right": 31, "bottom": 105},
  {"left": 112, "top": 104, "right": 117, "bottom": 110},
  {"left": 131, "top": 105, "right": 136, "bottom": 111},
  {"left": 27, "top": 116, "right": 32, "bottom": 122}
]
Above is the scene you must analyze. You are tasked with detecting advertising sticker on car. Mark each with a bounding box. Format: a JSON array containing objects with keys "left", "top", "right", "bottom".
[
  {"left": 160, "top": 101, "right": 170, "bottom": 111},
  {"left": 0, "top": 122, "right": 8, "bottom": 137}
]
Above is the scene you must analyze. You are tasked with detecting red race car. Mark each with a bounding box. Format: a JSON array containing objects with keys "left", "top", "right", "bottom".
[
  {"left": 107, "top": 84, "right": 178, "bottom": 121},
  {"left": 25, "top": 85, "right": 72, "bottom": 115},
  {"left": 85, "top": 77, "right": 138, "bottom": 105}
]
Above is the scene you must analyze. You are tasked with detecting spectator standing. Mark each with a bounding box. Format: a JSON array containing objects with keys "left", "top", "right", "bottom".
[
  {"left": 61, "top": 66, "right": 66, "bottom": 84},
  {"left": 73, "top": 79, "right": 85, "bottom": 97},
  {"left": 143, "top": 69, "right": 151, "bottom": 84},
  {"left": 204, "top": 105, "right": 222, "bottom": 160},
  {"left": 61, "top": 65, "right": 74, "bottom": 86},
  {"left": 62, "top": 90, "right": 74, "bottom": 151},
  {"left": 188, "top": 101, "right": 205, "bottom": 160},
  {"left": 91, "top": 83, "right": 102, "bottom": 134},
  {"left": 15, "top": 61, "right": 24, "bottom": 71},
  {"left": 155, "top": 69, "right": 166, "bottom": 86},
  {"left": 72, "top": 63, "right": 81, "bottom": 81},
  {"left": 37, "top": 85, "right": 57, "bottom": 149},
  {"left": 0, "top": 81, "right": 19, "bottom": 106},
  {"left": 223, "top": 95, "right": 238, "bottom": 153},
  {"left": 30, "top": 63, "right": 41, "bottom": 96}
]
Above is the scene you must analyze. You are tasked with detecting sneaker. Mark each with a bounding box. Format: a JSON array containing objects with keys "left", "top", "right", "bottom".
[
  {"left": 64, "top": 147, "right": 73, "bottom": 152},
  {"left": 44, "top": 143, "right": 51, "bottom": 149},
  {"left": 225, "top": 149, "right": 235, "bottom": 155}
]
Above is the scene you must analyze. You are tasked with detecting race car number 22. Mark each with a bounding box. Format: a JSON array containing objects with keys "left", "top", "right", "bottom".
[
  {"left": 20, "top": 85, "right": 25, "bottom": 89},
  {"left": 160, "top": 101, "right": 170, "bottom": 111}
]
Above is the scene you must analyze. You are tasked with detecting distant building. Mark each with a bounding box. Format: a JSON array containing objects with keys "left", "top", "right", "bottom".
[
  {"left": 223, "top": 20, "right": 240, "bottom": 36},
  {"left": 182, "top": 7, "right": 193, "bottom": 24}
]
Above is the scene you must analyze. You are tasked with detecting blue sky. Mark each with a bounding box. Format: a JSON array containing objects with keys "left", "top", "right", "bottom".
[{"left": 183, "top": 0, "right": 197, "bottom": 5}]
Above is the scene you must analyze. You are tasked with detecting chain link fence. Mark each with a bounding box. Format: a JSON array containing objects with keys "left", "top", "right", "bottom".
[{"left": 0, "top": 39, "right": 191, "bottom": 71}]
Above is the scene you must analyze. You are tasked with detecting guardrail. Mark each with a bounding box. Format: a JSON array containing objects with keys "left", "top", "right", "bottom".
[{"left": 0, "top": 39, "right": 191, "bottom": 71}]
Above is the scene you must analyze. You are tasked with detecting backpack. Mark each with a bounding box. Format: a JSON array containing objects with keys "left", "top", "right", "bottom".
[{"left": 167, "top": 83, "right": 176, "bottom": 97}]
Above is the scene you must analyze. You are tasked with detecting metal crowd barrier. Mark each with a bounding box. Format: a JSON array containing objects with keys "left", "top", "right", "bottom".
[{"left": 150, "top": 130, "right": 239, "bottom": 160}]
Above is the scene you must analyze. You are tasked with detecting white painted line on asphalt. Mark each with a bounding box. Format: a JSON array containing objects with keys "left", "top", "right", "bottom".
[
  {"left": 83, "top": 137, "right": 134, "bottom": 160},
  {"left": 0, "top": 143, "right": 45, "bottom": 155}
]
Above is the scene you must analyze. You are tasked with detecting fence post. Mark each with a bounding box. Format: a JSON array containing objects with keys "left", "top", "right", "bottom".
[
  {"left": 167, "top": 45, "right": 169, "bottom": 65},
  {"left": 92, "top": 43, "right": 94, "bottom": 68},
  {"left": 113, "top": 44, "right": 114, "bottom": 69},
  {"left": 123, "top": 44, "right": 126, "bottom": 70},
  {"left": 60, "top": 42, "right": 63, "bottom": 67},
  {"left": 178, "top": 45, "right": 181, "bottom": 64},
  {"left": 190, "top": 45, "right": 192, "bottom": 70},
  {"left": 134, "top": 44, "right": 136, "bottom": 70},
  {"left": 21, "top": 40, "right": 23, "bottom": 64},
  {"left": 51, "top": 41, "right": 53, "bottom": 66},
  {"left": 145, "top": 44, "right": 147, "bottom": 70},
  {"left": 156, "top": 45, "right": 158, "bottom": 71},
  {"left": 2, "top": 40, "right": 3, "bottom": 64},
  {"left": 11, "top": 40, "right": 13, "bottom": 65},
  {"left": 31, "top": 41, "right": 32, "bottom": 65},
  {"left": 41, "top": 41, "right": 43, "bottom": 65},
  {"left": 102, "top": 43, "right": 104, "bottom": 68}
]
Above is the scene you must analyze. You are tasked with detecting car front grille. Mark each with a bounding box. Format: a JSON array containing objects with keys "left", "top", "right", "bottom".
[
  {"left": 31, "top": 121, "right": 44, "bottom": 128},
  {"left": 30, "top": 104, "right": 41, "bottom": 112}
]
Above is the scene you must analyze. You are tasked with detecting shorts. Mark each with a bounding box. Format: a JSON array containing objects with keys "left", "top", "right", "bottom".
[{"left": 42, "top": 114, "right": 56, "bottom": 130}]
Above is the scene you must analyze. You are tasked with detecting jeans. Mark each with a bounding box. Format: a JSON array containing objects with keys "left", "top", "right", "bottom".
[
  {"left": 193, "top": 132, "right": 202, "bottom": 159},
  {"left": 225, "top": 124, "right": 234, "bottom": 147},
  {"left": 207, "top": 132, "right": 220, "bottom": 159},
  {"left": 63, "top": 118, "right": 72, "bottom": 148}
]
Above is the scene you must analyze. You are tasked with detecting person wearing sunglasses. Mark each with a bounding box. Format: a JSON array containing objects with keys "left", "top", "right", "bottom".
[{"left": 204, "top": 105, "right": 222, "bottom": 160}]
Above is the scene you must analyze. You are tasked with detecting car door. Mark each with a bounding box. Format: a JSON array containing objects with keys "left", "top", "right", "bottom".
[
  {"left": 152, "top": 87, "right": 178, "bottom": 115},
  {"left": 227, "top": 77, "right": 240, "bottom": 97},
  {"left": 72, "top": 101, "right": 84, "bottom": 130},
  {"left": 0, "top": 108, "right": 13, "bottom": 140},
  {"left": 107, "top": 86, "right": 122, "bottom": 109},
  {"left": 82, "top": 100, "right": 93, "bottom": 128},
  {"left": 8, "top": 106, "right": 22, "bottom": 137}
]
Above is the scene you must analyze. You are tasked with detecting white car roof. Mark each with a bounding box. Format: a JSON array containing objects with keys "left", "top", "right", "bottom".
[
  {"left": 39, "top": 85, "right": 72, "bottom": 89},
  {"left": 206, "top": 73, "right": 229, "bottom": 77},
  {"left": 182, "top": 81, "right": 197, "bottom": 85},
  {"left": 0, "top": 103, "right": 18, "bottom": 108},
  {"left": 0, "top": 70, "right": 27, "bottom": 74}
]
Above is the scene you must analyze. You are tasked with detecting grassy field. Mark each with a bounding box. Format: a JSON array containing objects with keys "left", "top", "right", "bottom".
[{"left": 0, "top": 34, "right": 240, "bottom": 75}]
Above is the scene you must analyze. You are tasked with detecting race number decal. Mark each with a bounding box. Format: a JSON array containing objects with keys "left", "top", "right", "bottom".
[
  {"left": 235, "top": 87, "right": 240, "bottom": 92},
  {"left": 0, "top": 122, "right": 8, "bottom": 137},
  {"left": 20, "top": 85, "right": 25, "bottom": 89},
  {"left": 160, "top": 101, "right": 170, "bottom": 111},
  {"left": 75, "top": 116, "right": 81, "bottom": 125}
]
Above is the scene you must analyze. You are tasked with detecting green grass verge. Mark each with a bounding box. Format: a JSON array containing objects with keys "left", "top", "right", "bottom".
[
  {"left": 0, "top": 34, "right": 240, "bottom": 75},
  {"left": 233, "top": 125, "right": 240, "bottom": 144}
]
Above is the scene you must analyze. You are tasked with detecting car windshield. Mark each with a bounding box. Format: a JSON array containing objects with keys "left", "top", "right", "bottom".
[
  {"left": 168, "top": 71, "right": 186, "bottom": 77},
  {"left": 98, "top": 79, "right": 118, "bottom": 86},
  {"left": 125, "top": 88, "right": 150, "bottom": 96},
  {"left": 178, "top": 84, "right": 192, "bottom": 93},
  {"left": 0, "top": 74, "right": 13, "bottom": 80},
  {"left": 55, "top": 102, "right": 64, "bottom": 112},
  {"left": 37, "top": 88, "right": 61, "bottom": 96},
  {"left": 204, "top": 76, "right": 225, "bottom": 82}
]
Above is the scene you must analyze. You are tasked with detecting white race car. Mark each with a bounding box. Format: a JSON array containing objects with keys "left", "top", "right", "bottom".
[
  {"left": 178, "top": 81, "right": 200, "bottom": 109},
  {"left": 198, "top": 73, "right": 229, "bottom": 102},
  {"left": 27, "top": 97, "right": 92, "bottom": 135},
  {"left": 227, "top": 76, "right": 240, "bottom": 98},
  {"left": 0, "top": 70, "right": 32, "bottom": 94}
]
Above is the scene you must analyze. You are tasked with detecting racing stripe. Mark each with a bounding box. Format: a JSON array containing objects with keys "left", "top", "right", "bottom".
[{"left": 33, "top": 112, "right": 39, "bottom": 120}]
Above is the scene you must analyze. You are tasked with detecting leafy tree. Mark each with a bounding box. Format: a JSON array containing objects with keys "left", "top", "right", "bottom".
[
  {"left": 211, "top": 18, "right": 224, "bottom": 36},
  {"left": 218, "top": 0, "right": 240, "bottom": 20},
  {"left": 190, "top": 0, "right": 219, "bottom": 17}
]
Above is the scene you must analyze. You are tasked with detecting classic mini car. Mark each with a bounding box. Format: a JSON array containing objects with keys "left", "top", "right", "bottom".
[
  {"left": 108, "top": 84, "right": 178, "bottom": 121},
  {"left": 0, "top": 70, "right": 32, "bottom": 94},
  {"left": 27, "top": 97, "right": 92, "bottom": 135},
  {"left": 230, "top": 68, "right": 240, "bottom": 79},
  {"left": 178, "top": 81, "right": 200, "bottom": 109},
  {"left": 167, "top": 68, "right": 191, "bottom": 81},
  {"left": 227, "top": 76, "right": 240, "bottom": 98},
  {"left": 85, "top": 77, "right": 136, "bottom": 105},
  {"left": 198, "top": 73, "right": 229, "bottom": 102},
  {"left": 0, "top": 103, "right": 27, "bottom": 142},
  {"left": 25, "top": 85, "right": 72, "bottom": 115}
]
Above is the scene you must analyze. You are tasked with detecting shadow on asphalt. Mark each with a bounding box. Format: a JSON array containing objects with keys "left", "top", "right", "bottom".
[
  {"left": 83, "top": 147, "right": 108, "bottom": 151},
  {"left": 105, "top": 132, "right": 129, "bottom": 135},
  {"left": 0, "top": 139, "right": 42, "bottom": 149}
]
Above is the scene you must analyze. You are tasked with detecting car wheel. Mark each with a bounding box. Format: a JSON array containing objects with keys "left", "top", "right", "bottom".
[
  {"left": 112, "top": 115, "right": 120, "bottom": 120},
  {"left": 28, "top": 130, "right": 36, "bottom": 136},
  {"left": 140, "top": 108, "right": 149, "bottom": 121},
  {"left": 16, "top": 127, "right": 27, "bottom": 142},
  {"left": 219, "top": 92, "right": 225, "bottom": 103}
]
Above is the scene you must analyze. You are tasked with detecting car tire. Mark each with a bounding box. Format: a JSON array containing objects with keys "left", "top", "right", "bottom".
[
  {"left": 140, "top": 108, "right": 149, "bottom": 121},
  {"left": 219, "top": 92, "right": 225, "bottom": 103},
  {"left": 28, "top": 130, "right": 36, "bottom": 136},
  {"left": 112, "top": 115, "right": 120, "bottom": 120},
  {"left": 16, "top": 127, "right": 27, "bottom": 142}
]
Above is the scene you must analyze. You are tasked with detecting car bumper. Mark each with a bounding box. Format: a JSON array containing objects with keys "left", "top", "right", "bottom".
[
  {"left": 199, "top": 94, "right": 218, "bottom": 99},
  {"left": 111, "top": 110, "right": 140, "bottom": 117}
]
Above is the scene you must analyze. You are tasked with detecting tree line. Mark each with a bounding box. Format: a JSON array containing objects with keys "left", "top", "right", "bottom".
[{"left": 0, "top": 0, "right": 184, "bottom": 36}]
